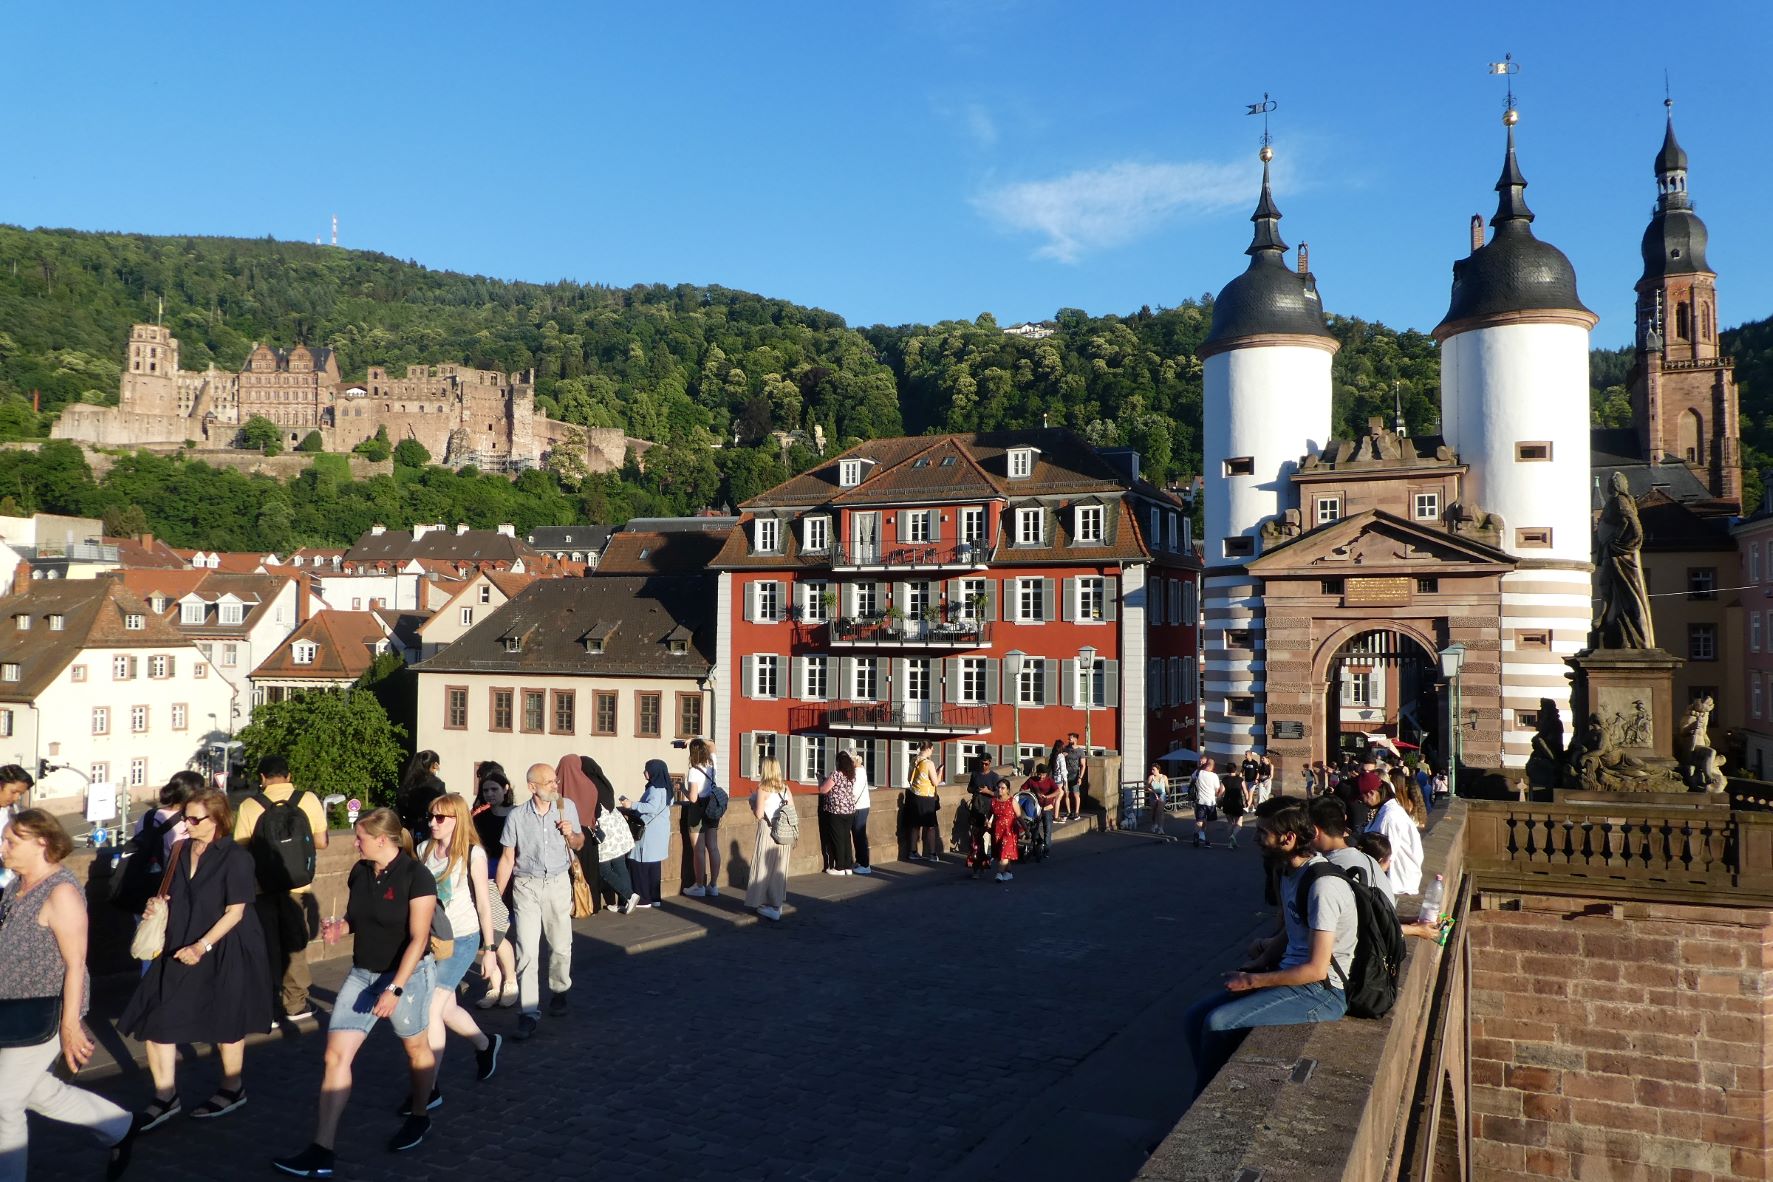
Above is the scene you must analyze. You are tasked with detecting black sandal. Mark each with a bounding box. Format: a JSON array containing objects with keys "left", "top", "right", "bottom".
[
  {"left": 135, "top": 1095, "right": 181, "bottom": 1133},
  {"left": 189, "top": 1087, "right": 247, "bottom": 1119}
]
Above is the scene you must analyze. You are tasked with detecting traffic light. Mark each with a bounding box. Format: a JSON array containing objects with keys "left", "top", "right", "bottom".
[{"left": 36, "top": 759, "right": 50, "bottom": 781}]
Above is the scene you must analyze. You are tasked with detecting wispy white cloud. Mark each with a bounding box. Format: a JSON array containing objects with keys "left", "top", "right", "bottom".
[
  {"left": 963, "top": 103, "right": 998, "bottom": 148},
  {"left": 972, "top": 158, "right": 1255, "bottom": 263}
]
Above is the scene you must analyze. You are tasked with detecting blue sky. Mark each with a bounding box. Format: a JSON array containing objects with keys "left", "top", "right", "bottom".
[{"left": 6, "top": 1, "right": 1770, "bottom": 346}]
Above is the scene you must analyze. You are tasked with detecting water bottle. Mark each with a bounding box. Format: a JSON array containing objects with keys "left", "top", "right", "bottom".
[{"left": 1419, "top": 874, "right": 1445, "bottom": 926}]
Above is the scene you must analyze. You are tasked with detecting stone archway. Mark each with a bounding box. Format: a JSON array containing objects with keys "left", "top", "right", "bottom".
[{"left": 1313, "top": 622, "right": 1444, "bottom": 765}]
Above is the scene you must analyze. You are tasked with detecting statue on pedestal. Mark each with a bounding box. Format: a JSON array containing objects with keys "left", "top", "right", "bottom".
[{"left": 1593, "top": 471, "right": 1655, "bottom": 650}]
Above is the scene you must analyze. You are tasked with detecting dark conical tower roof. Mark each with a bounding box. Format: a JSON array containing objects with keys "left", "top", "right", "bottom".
[
  {"left": 1642, "top": 108, "right": 1709, "bottom": 279},
  {"left": 1655, "top": 113, "right": 1689, "bottom": 174},
  {"left": 1435, "top": 116, "right": 1592, "bottom": 337},
  {"left": 1202, "top": 155, "right": 1334, "bottom": 352}
]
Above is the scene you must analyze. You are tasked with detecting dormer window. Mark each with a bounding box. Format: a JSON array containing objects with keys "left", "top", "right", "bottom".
[
  {"left": 754, "top": 518, "right": 781, "bottom": 554},
  {"left": 0, "top": 664, "right": 17, "bottom": 683},
  {"left": 12, "top": 614, "right": 28, "bottom": 632},
  {"left": 292, "top": 641, "right": 317, "bottom": 665},
  {"left": 1075, "top": 504, "right": 1104, "bottom": 544},
  {"left": 149, "top": 596, "right": 166, "bottom": 614},
  {"left": 1016, "top": 507, "right": 1044, "bottom": 547},
  {"left": 803, "top": 515, "right": 831, "bottom": 553},
  {"left": 1008, "top": 448, "right": 1036, "bottom": 479},
  {"left": 668, "top": 639, "right": 688, "bottom": 655},
  {"left": 503, "top": 636, "right": 522, "bottom": 653},
  {"left": 180, "top": 601, "right": 205, "bottom": 625},
  {"left": 839, "top": 458, "right": 865, "bottom": 488},
  {"left": 586, "top": 638, "right": 605, "bottom": 654},
  {"left": 124, "top": 613, "right": 145, "bottom": 631},
  {"left": 219, "top": 602, "right": 244, "bottom": 626},
  {"left": 47, "top": 614, "right": 62, "bottom": 632}
]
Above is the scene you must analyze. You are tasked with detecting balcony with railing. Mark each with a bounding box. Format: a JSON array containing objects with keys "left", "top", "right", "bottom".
[
  {"left": 810, "top": 609, "right": 992, "bottom": 649},
  {"left": 804, "top": 702, "right": 992, "bottom": 735},
  {"left": 822, "top": 536, "right": 993, "bottom": 571}
]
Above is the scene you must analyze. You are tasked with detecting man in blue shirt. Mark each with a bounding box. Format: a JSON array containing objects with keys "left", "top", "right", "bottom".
[{"left": 495, "top": 763, "right": 584, "bottom": 1040}]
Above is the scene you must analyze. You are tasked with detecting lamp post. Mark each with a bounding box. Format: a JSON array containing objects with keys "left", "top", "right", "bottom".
[
  {"left": 1004, "top": 650, "right": 1026, "bottom": 771},
  {"left": 1078, "top": 644, "right": 1097, "bottom": 770},
  {"left": 1438, "top": 642, "right": 1467, "bottom": 799}
]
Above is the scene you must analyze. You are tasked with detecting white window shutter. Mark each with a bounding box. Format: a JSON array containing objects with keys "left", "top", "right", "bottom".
[
  {"left": 1060, "top": 658, "right": 1077, "bottom": 706},
  {"left": 985, "top": 659, "right": 1001, "bottom": 705},
  {"left": 740, "top": 733, "right": 757, "bottom": 780},
  {"left": 791, "top": 656, "right": 807, "bottom": 699},
  {"left": 1041, "top": 578, "right": 1056, "bottom": 621},
  {"left": 1104, "top": 581, "right": 1119, "bottom": 621},
  {"left": 741, "top": 654, "right": 756, "bottom": 698},
  {"left": 1103, "top": 659, "right": 1121, "bottom": 707},
  {"left": 1062, "top": 577, "right": 1077, "bottom": 622},
  {"left": 789, "top": 735, "right": 807, "bottom": 783},
  {"left": 1043, "top": 658, "right": 1060, "bottom": 705}
]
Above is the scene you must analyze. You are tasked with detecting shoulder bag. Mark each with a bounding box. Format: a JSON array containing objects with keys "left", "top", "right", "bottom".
[
  {"left": 129, "top": 840, "right": 188, "bottom": 961},
  {"left": 561, "top": 806, "right": 594, "bottom": 918}
]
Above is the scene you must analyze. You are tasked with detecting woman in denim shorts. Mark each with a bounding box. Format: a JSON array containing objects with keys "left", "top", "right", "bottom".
[{"left": 273, "top": 809, "right": 440, "bottom": 1179}]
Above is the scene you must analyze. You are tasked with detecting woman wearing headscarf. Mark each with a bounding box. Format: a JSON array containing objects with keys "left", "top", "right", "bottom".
[
  {"left": 626, "top": 760, "right": 673, "bottom": 909},
  {"left": 555, "top": 754, "right": 602, "bottom": 891}
]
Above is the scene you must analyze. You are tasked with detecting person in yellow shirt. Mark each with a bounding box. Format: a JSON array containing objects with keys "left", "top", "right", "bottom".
[
  {"left": 907, "top": 741, "right": 944, "bottom": 864},
  {"left": 232, "top": 755, "right": 329, "bottom": 1023}
]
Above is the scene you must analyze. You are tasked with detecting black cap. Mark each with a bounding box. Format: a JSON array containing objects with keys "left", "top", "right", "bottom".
[{"left": 1202, "top": 159, "right": 1335, "bottom": 353}]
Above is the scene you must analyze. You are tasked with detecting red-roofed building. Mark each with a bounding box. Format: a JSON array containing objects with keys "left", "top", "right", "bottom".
[
  {"left": 250, "top": 610, "right": 409, "bottom": 705},
  {"left": 713, "top": 429, "right": 1199, "bottom": 797}
]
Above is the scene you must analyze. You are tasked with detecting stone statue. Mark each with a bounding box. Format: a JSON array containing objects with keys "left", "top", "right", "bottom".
[
  {"left": 1676, "top": 695, "right": 1728, "bottom": 794},
  {"left": 1593, "top": 471, "right": 1655, "bottom": 649},
  {"left": 1569, "top": 712, "right": 1684, "bottom": 794},
  {"left": 1678, "top": 696, "right": 1714, "bottom": 756},
  {"left": 1525, "top": 698, "right": 1566, "bottom": 789}
]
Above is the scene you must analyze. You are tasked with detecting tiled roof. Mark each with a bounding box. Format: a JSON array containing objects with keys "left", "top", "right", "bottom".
[
  {"left": 989, "top": 498, "right": 1152, "bottom": 566},
  {"left": 252, "top": 610, "right": 389, "bottom": 682},
  {"left": 1637, "top": 489, "right": 1736, "bottom": 553},
  {"left": 107, "top": 535, "right": 191, "bottom": 570},
  {"left": 372, "top": 607, "right": 431, "bottom": 651},
  {"left": 524, "top": 525, "right": 613, "bottom": 552},
  {"left": 112, "top": 571, "right": 294, "bottom": 637},
  {"left": 0, "top": 581, "right": 194, "bottom": 699},
  {"left": 596, "top": 528, "right": 731, "bottom": 576},
  {"left": 416, "top": 575, "right": 714, "bottom": 678},
  {"left": 343, "top": 527, "right": 538, "bottom": 567}
]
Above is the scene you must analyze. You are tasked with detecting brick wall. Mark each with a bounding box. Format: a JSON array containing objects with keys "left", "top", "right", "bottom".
[{"left": 1468, "top": 892, "right": 1773, "bottom": 1181}]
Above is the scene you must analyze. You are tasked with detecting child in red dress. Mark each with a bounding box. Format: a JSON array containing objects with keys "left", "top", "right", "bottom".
[{"left": 989, "top": 781, "right": 1020, "bottom": 882}]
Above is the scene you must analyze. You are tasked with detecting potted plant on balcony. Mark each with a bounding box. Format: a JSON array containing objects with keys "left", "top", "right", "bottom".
[
  {"left": 886, "top": 604, "right": 909, "bottom": 636},
  {"left": 820, "top": 589, "right": 838, "bottom": 617}
]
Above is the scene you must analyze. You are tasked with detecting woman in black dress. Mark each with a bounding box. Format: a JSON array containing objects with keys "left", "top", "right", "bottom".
[{"left": 118, "top": 786, "right": 271, "bottom": 1130}]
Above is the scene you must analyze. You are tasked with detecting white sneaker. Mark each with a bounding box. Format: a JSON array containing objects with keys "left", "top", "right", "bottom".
[
  {"left": 684, "top": 884, "right": 707, "bottom": 898},
  {"left": 994, "top": 871, "right": 1008, "bottom": 882},
  {"left": 757, "top": 906, "right": 781, "bottom": 922},
  {"left": 853, "top": 866, "right": 872, "bottom": 876},
  {"left": 706, "top": 886, "right": 720, "bottom": 898},
  {"left": 621, "top": 894, "right": 638, "bottom": 914},
  {"left": 825, "top": 868, "right": 845, "bottom": 876},
  {"left": 841, "top": 869, "right": 853, "bottom": 876},
  {"left": 1003, "top": 871, "right": 1014, "bottom": 881}
]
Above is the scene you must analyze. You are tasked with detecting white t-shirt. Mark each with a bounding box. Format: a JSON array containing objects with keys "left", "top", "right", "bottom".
[
  {"left": 1192, "top": 769, "right": 1221, "bottom": 807},
  {"left": 1282, "top": 854, "right": 1359, "bottom": 984},
  {"left": 758, "top": 788, "right": 785, "bottom": 822},
  {"left": 1367, "top": 799, "right": 1424, "bottom": 896},
  {"left": 1325, "top": 846, "right": 1395, "bottom": 908},
  {"left": 686, "top": 766, "right": 713, "bottom": 801},
  {"left": 848, "top": 763, "right": 871, "bottom": 811},
  {"left": 422, "top": 843, "right": 485, "bottom": 939}
]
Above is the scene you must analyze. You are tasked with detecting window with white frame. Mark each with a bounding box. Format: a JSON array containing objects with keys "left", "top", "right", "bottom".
[
  {"left": 1075, "top": 504, "right": 1104, "bottom": 543},
  {"left": 180, "top": 601, "right": 205, "bottom": 624},
  {"left": 124, "top": 613, "right": 145, "bottom": 630},
  {"left": 47, "top": 614, "right": 62, "bottom": 631},
  {"left": 957, "top": 657, "right": 987, "bottom": 704},
  {"left": 960, "top": 507, "right": 985, "bottom": 544},
  {"left": 1149, "top": 507, "right": 1161, "bottom": 548},
  {"left": 113, "top": 656, "right": 135, "bottom": 680},
  {"left": 905, "top": 511, "right": 932, "bottom": 543},
  {"left": 907, "top": 580, "right": 932, "bottom": 620},
  {"left": 1167, "top": 513, "right": 1178, "bottom": 551},
  {"left": 1078, "top": 577, "right": 1106, "bottom": 621},
  {"left": 130, "top": 758, "right": 147, "bottom": 787},
  {"left": 1009, "top": 448, "right": 1034, "bottom": 478},
  {"left": 460, "top": 607, "right": 474, "bottom": 626},
  {"left": 852, "top": 657, "right": 878, "bottom": 701},
  {"left": 839, "top": 459, "right": 863, "bottom": 487},
  {"left": 1690, "top": 624, "right": 1717, "bottom": 662},
  {"left": 804, "top": 515, "right": 830, "bottom": 553},
  {"left": 1017, "top": 508, "right": 1044, "bottom": 546},
  {"left": 1754, "top": 544, "right": 1763, "bottom": 585},
  {"left": 479, "top": 585, "right": 493, "bottom": 604},
  {"left": 756, "top": 581, "right": 782, "bottom": 622},
  {"left": 805, "top": 656, "right": 829, "bottom": 700},
  {"left": 1016, "top": 578, "right": 1043, "bottom": 622},
  {"left": 754, "top": 655, "right": 780, "bottom": 698},
  {"left": 219, "top": 603, "right": 244, "bottom": 625},
  {"left": 0, "top": 709, "right": 10, "bottom": 738},
  {"left": 149, "top": 655, "right": 172, "bottom": 678},
  {"left": 957, "top": 741, "right": 989, "bottom": 774},
  {"left": 1316, "top": 497, "right": 1342, "bottom": 526},
  {"left": 1017, "top": 659, "right": 1045, "bottom": 705},
  {"left": 956, "top": 578, "right": 988, "bottom": 620},
  {"left": 0, "top": 664, "right": 15, "bottom": 683},
  {"left": 222, "top": 643, "right": 237, "bottom": 667},
  {"left": 1182, "top": 581, "right": 1197, "bottom": 623},
  {"left": 800, "top": 736, "right": 829, "bottom": 784},
  {"left": 292, "top": 641, "right": 317, "bottom": 665},
  {"left": 1414, "top": 491, "right": 1440, "bottom": 520},
  {"left": 92, "top": 707, "right": 109, "bottom": 735},
  {"left": 803, "top": 581, "right": 829, "bottom": 622},
  {"left": 71, "top": 664, "right": 86, "bottom": 683},
  {"left": 854, "top": 582, "right": 879, "bottom": 618},
  {"left": 171, "top": 704, "right": 186, "bottom": 730},
  {"left": 1341, "top": 669, "right": 1383, "bottom": 707},
  {"left": 755, "top": 518, "right": 781, "bottom": 553},
  {"left": 131, "top": 705, "right": 148, "bottom": 733},
  {"left": 1077, "top": 659, "right": 1107, "bottom": 708},
  {"left": 91, "top": 762, "right": 109, "bottom": 784}
]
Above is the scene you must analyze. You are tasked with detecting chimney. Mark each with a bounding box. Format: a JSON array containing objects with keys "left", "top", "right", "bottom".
[
  {"left": 455, "top": 523, "right": 469, "bottom": 536},
  {"left": 370, "top": 524, "right": 386, "bottom": 537},
  {"left": 11, "top": 561, "right": 31, "bottom": 596},
  {"left": 140, "top": 532, "right": 154, "bottom": 549},
  {"left": 1469, "top": 215, "right": 1484, "bottom": 253},
  {"left": 496, "top": 523, "right": 515, "bottom": 538},
  {"left": 1296, "top": 242, "right": 1309, "bottom": 276}
]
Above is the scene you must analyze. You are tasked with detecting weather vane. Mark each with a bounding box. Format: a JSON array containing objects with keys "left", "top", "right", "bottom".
[
  {"left": 1664, "top": 69, "right": 1673, "bottom": 112},
  {"left": 1246, "top": 92, "right": 1277, "bottom": 161},
  {"left": 1488, "top": 53, "right": 1520, "bottom": 124}
]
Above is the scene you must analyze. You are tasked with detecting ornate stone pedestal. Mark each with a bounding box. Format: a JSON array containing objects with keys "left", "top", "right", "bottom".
[{"left": 1568, "top": 647, "right": 1682, "bottom": 759}]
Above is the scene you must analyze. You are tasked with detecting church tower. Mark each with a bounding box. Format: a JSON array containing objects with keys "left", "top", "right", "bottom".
[
  {"left": 1435, "top": 106, "right": 1596, "bottom": 766},
  {"left": 1199, "top": 144, "right": 1338, "bottom": 756},
  {"left": 1629, "top": 103, "right": 1740, "bottom": 511}
]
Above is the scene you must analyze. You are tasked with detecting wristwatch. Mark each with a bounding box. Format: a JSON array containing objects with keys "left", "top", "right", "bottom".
[
  {"left": 202, "top": 942, "right": 213, "bottom": 953},
  {"left": 384, "top": 985, "right": 404, "bottom": 997}
]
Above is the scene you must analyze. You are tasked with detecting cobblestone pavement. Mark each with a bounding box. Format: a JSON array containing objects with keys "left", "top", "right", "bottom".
[{"left": 36, "top": 828, "right": 1272, "bottom": 1182}]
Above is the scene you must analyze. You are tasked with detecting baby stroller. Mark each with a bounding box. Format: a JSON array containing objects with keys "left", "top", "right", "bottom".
[{"left": 1014, "top": 789, "right": 1047, "bottom": 863}]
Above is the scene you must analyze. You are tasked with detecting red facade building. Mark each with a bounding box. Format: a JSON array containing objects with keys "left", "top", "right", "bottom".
[{"left": 711, "top": 430, "right": 1199, "bottom": 795}]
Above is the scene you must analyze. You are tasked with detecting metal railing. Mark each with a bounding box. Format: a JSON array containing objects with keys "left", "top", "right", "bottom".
[
  {"left": 821, "top": 614, "right": 992, "bottom": 647},
  {"left": 816, "top": 702, "right": 992, "bottom": 732},
  {"left": 827, "top": 538, "right": 992, "bottom": 568}
]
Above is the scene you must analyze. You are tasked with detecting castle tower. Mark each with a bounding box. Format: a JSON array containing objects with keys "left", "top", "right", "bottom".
[
  {"left": 1434, "top": 108, "right": 1597, "bottom": 767},
  {"left": 1198, "top": 146, "right": 1339, "bottom": 756},
  {"left": 119, "top": 324, "right": 181, "bottom": 417},
  {"left": 1630, "top": 104, "right": 1740, "bottom": 510}
]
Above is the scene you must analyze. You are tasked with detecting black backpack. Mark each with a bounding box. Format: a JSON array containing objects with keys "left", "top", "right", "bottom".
[
  {"left": 619, "top": 806, "right": 648, "bottom": 842},
  {"left": 107, "top": 810, "right": 176, "bottom": 914},
  {"left": 699, "top": 770, "right": 729, "bottom": 825},
  {"left": 249, "top": 791, "right": 317, "bottom": 892},
  {"left": 1293, "top": 859, "right": 1406, "bottom": 1019}
]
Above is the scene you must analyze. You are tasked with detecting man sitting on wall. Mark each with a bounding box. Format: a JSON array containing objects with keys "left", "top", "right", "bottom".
[{"left": 1180, "top": 802, "right": 1357, "bottom": 1098}]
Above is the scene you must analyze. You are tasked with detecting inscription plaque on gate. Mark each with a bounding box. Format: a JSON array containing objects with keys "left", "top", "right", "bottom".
[
  {"left": 1271, "top": 721, "right": 1306, "bottom": 740},
  {"left": 1343, "top": 577, "right": 1412, "bottom": 607}
]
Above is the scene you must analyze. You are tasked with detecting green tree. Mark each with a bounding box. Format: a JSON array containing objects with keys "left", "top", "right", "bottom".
[
  {"left": 295, "top": 430, "right": 324, "bottom": 453},
  {"left": 102, "top": 503, "right": 150, "bottom": 538},
  {"left": 241, "top": 416, "right": 282, "bottom": 455},
  {"left": 392, "top": 438, "right": 431, "bottom": 468},
  {"left": 236, "top": 689, "right": 407, "bottom": 808},
  {"left": 353, "top": 425, "right": 392, "bottom": 462}
]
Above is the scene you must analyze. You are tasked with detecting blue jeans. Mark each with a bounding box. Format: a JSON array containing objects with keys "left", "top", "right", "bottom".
[
  {"left": 1182, "top": 982, "right": 1347, "bottom": 1098},
  {"left": 850, "top": 808, "right": 870, "bottom": 868}
]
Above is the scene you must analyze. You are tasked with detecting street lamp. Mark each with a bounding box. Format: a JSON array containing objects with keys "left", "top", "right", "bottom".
[
  {"left": 1004, "top": 650, "right": 1026, "bottom": 770},
  {"left": 1438, "top": 642, "right": 1467, "bottom": 799},
  {"left": 1078, "top": 644, "right": 1097, "bottom": 772}
]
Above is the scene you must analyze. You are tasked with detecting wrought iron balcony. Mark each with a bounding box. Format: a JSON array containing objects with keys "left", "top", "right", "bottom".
[
  {"left": 810, "top": 702, "right": 993, "bottom": 735},
  {"left": 816, "top": 612, "right": 992, "bottom": 649},
  {"left": 825, "top": 538, "right": 993, "bottom": 571}
]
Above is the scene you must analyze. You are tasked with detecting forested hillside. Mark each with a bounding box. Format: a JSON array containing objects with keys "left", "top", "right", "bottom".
[{"left": 0, "top": 224, "right": 1766, "bottom": 548}]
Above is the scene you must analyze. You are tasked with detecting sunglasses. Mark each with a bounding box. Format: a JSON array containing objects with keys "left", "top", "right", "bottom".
[
  {"left": 428, "top": 813, "right": 453, "bottom": 823},
  {"left": 182, "top": 812, "right": 212, "bottom": 825}
]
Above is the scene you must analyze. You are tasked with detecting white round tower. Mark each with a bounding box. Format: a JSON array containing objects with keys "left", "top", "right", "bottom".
[
  {"left": 1435, "top": 111, "right": 1597, "bottom": 767},
  {"left": 1199, "top": 150, "right": 1338, "bottom": 758}
]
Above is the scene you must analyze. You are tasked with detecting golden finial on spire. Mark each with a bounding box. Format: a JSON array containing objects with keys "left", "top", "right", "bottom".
[
  {"left": 1489, "top": 53, "right": 1520, "bottom": 125},
  {"left": 1247, "top": 92, "right": 1277, "bottom": 162}
]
